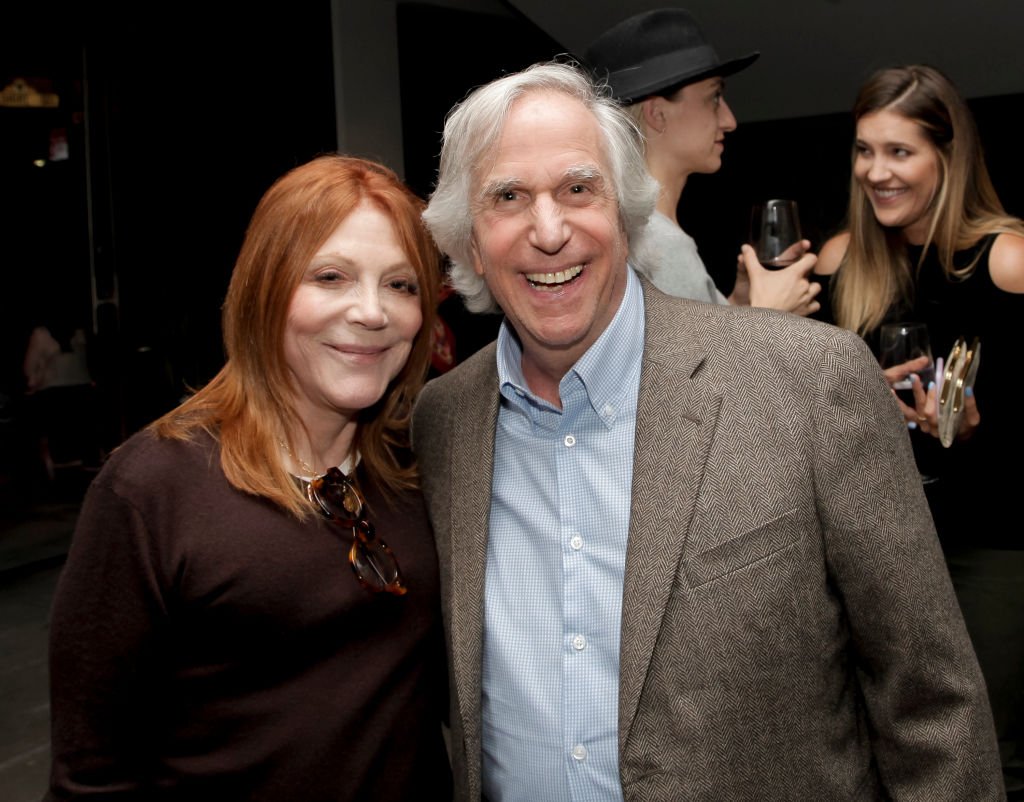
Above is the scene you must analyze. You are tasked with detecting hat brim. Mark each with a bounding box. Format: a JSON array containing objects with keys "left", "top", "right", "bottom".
[{"left": 612, "top": 51, "right": 760, "bottom": 104}]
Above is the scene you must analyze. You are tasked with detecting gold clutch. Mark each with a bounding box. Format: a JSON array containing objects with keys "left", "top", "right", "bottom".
[{"left": 937, "top": 336, "right": 980, "bottom": 448}]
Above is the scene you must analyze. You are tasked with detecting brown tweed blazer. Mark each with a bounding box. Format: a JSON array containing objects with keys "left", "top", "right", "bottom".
[{"left": 412, "top": 279, "right": 1002, "bottom": 801}]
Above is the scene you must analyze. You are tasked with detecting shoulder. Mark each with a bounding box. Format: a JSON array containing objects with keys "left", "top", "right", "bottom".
[
  {"left": 652, "top": 212, "right": 696, "bottom": 246},
  {"left": 649, "top": 285, "right": 867, "bottom": 366},
  {"left": 631, "top": 213, "right": 699, "bottom": 264},
  {"left": 413, "top": 342, "right": 498, "bottom": 471},
  {"left": 631, "top": 221, "right": 722, "bottom": 303},
  {"left": 419, "top": 342, "right": 496, "bottom": 399},
  {"left": 814, "top": 232, "right": 850, "bottom": 276},
  {"left": 94, "top": 429, "right": 221, "bottom": 503},
  {"left": 415, "top": 343, "right": 497, "bottom": 426},
  {"left": 988, "top": 232, "right": 1024, "bottom": 293},
  {"left": 641, "top": 278, "right": 721, "bottom": 335}
]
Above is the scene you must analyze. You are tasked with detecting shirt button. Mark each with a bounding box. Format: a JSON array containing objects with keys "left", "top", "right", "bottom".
[
  {"left": 564, "top": 434, "right": 576, "bottom": 447},
  {"left": 571, "top": 634, "right": 587, "bottom": 651},
  {"left": 570, "top": 534, "right": 583, "bottom": 550},
  {"left": 572, "top": 744, "right": 588, "bottom": 761}
]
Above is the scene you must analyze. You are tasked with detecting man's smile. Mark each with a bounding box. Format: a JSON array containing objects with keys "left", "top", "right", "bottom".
[{"left": 525, "top": 264, "right": 584, "bottom": 288}]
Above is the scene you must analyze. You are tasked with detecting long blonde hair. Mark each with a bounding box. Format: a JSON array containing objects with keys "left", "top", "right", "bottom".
[
  {"left": 833, "top": 64, "right": 1024, "bottom": 335},
  {"left": 150, "top": 155, "right": 441, "bottom": 518}
]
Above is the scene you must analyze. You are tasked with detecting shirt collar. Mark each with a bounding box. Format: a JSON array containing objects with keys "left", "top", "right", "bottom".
[{"left": 496, "top": 266, "right": 645, "bottom": 424}]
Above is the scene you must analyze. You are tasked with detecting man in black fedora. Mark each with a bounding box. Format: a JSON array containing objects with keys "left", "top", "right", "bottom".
[{"left": 584, "top": 7, "right": 821, "bottom": 316}]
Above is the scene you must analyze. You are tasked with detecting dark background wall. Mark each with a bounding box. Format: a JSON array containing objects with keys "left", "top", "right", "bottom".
[{"left": 1, "top": 2, "right": 338, "bottom": 507}]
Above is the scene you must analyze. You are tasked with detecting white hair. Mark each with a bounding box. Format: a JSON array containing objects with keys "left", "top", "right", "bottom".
[{"left": 422, "top": 61, "right": 659, "bottom": 313}]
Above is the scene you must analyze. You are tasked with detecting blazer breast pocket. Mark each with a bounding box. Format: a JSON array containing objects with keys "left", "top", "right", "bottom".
[{"left": 684, "top": 509, "right": 801, "bottom": 588}]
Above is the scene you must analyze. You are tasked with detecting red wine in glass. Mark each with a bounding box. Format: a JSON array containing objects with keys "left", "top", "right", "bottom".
[{"left": 750, "top": 200, "right": 802, "bottom": 271}]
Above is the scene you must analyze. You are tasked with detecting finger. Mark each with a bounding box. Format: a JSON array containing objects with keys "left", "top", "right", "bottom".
[
  {"left": 913, "top": 380, "right": 939, "bottom": 435},
  {"left": 917, "top": 372, "right": 933, "bottom": 419},
  {"left": 923, "top": 380, "right": 937, "bottom": 419},
  {"left": 784, "top": 253, "right": 817, "bottom": 276},
  {"left": 961, "top": 386, "right": 981, "bottom": 430},
  {"left": 739, "top": 244, "right": 764, "bottom": 273},
  {"left": 883, "top": 355, "right": 929, "bottom": 381},
  {"left": 890, "top": 388, "right": 917, "bottom": 420},
  {"left": 882, "top": 362, "right": 917, "bottom": 385}
]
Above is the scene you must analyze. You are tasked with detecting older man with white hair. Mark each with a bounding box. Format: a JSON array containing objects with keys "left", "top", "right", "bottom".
[{"left": 413, "top": 60, "right": 1002, "bottom": 802}]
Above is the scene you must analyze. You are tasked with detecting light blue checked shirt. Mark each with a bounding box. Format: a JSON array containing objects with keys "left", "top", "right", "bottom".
[{"left": 481, "top": 267, "right": 644, "bottom": 802}]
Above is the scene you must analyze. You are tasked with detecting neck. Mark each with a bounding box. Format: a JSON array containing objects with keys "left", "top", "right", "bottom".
[
  {"left": 645, "top": 150, "right": 688, "bottom": 223},
  {"left": 902, "top": 223, "right": 929, "bottom": 246},
  {"left": 282, "top": 417, "right": 357, "bottom": 476},
  {"left": 654, "top": 172, "right": 687, "bottom": 222},
  {"left": 521, "top": 354, "right": 566, "bottom": 409},
  {"left": 656, "top": 191, "right": 684, "bottom": 222}
]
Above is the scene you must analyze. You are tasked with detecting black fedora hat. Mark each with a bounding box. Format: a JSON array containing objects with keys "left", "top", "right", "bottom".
[{"left": 584, "top": 8, "right": 759, "bottom": 104}]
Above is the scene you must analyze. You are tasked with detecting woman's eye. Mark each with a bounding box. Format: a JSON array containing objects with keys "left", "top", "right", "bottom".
[
  {"left": 315, "top": 270, "right": 345, "bottom": 283},
  {"left": 389, "top": 278, "right": 419, "bottom": 295}
]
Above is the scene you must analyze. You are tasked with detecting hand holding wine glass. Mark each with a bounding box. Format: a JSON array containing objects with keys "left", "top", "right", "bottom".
[
  {"left": 738, "top": 199, "right": 820, "bottom": 315},
  {"left": 878, "top": 322, "right": 936, "bottom": 428}
]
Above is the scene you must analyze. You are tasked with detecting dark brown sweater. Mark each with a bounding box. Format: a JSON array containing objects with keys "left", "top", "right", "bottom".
[{"left": 46, "top": 430, "right": 451, "bottom": 801}]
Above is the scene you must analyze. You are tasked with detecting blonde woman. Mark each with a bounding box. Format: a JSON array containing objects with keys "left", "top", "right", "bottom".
[{"left": 815, "top": 64, "right": 1024, "bottom": 795}]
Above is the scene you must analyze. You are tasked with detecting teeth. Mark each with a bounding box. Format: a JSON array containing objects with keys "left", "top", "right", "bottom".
[
  {"left": 525, "top": 265, "right": 583, "bottom": 285},
  {"left": 874, "top": 188, "right": 906, "bottom": 198}
]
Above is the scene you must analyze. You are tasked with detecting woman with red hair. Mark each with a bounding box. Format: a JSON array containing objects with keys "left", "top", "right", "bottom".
[{"left": 46, "top": 155, "right": 452, "bottom": 801}]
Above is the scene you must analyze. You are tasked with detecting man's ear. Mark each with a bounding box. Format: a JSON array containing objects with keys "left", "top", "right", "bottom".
[{"left": 469, "top": 234, "right": 486, "bottom": 277}]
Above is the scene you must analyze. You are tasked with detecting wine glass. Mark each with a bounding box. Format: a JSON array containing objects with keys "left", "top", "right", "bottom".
[
  {"left": 749, "top": 199, "right": 803, "bottom": 270},
  {"left": 878, "top": 322, "right": 935, "bottom": 406}
]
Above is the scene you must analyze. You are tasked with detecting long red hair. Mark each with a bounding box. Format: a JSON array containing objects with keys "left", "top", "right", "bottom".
[{"left": 150, "top": 155, "right": 441, "bottom": 517}]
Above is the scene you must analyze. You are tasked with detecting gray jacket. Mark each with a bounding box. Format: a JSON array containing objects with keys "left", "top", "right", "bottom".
[{"left": 412, "top": 279, "right": 1002, "bottom": 801}]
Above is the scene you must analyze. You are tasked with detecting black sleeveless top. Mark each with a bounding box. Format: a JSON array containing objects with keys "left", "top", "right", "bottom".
[{"left": 814, "top": 235, "right": 1023, "bottom": 549}]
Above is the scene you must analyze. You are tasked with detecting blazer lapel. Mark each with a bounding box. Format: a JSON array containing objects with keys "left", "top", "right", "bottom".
[
  {"left": 618, "top": 288, "right": 723, "bottom": 746},
  {"left": 446, "top": 351, "right": 500, "bottom": 775}
]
